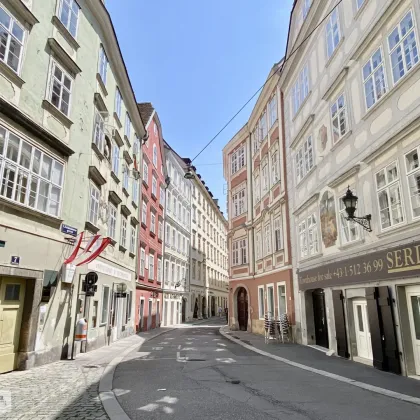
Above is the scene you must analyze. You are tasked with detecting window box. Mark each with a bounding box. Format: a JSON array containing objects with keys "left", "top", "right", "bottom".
[
  {"left": 108, "top": 190, "right": 122, "bottom": 205},
  {"left": 47, "top": 38, "right": 81, "bottom": 76},
  {"left": 96, "top": 72, "right": 108, "bottom": 96},
  {"left": 8, "top": 0, "right": 39, "bottom": 27},
  {"left": 111, "top": 171, "right": 120, "bottom": 184},
  {"left": 109, "top": 238, "right": 117, "bottom": 247},
  {"left": 91, "top": 142, "right": 104, "bottom": 161},
  {"left": 42, "top": 99, "right": 73, "bottom": 129},
  {"left": 88, "top": 165, "right": 106, "bottom": 186},
  {"left": 150, "top": 231, "right": 156, "bottom": 238},
  {"left": 119, "top": 244, "right": 127, "bottom": 253},
  {"left": 93, "top": 92, "right": 108, "bottom": 115},
  {"left": 122, "top": 187, "right": 129, "bottom": 197},
  {"left": 0, "top": 59, "right": 25, "bottom": 88},
  {"left": 51, "top": 14, "right": 79, "bottom": 50},
  {"left": 129, "top": 251, "right": 135, "bottom": 258},
  {"left": 124, "top": 135, "right": 131, "bottom": 148},
  {"left": 141, "top": 222, "right": 147, "bottom": 230},
  {"left": 132, "top": 200, "right": 138, "bottom": 209},
  {"left": 85, "top": 220, "right": 99, "bottom": 234},
  {"left": 113, "top": 112, "right": 122, "bottom": 129},
  {"left": 123, "top": 150, "right": 133, "bottom": 165}
]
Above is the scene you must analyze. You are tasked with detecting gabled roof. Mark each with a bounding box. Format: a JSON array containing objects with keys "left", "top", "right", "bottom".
[{"left": 137, "top": 102, "right": 154, "bottom": 127}]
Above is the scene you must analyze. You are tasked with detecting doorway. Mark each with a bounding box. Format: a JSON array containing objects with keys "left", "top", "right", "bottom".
[
  {"left": 182, "top": 299, "right": 186, "bottom": 323},
  {"left": 147, "top": 300, "right": 153, "bottom": 330},
  {"left": 353, "top": 299, "right": 373, "bottom": 361},
  {"left": 312, "top": 289, "right": 329, "bottom": 348},
  {"left": 0, "top": 278, "right": 25, "bottom": 373},
  {"left": 138, "top": 299, "right": 145, "bottom": 332},
  {"left": 156, "top": 300, "right": 160, "bottom": 327},
  {"left": 211, "top": 296, "right": 216, "bottom": 316},
  {"left": 202, "top": 297, "right": 206, "bottom": 318},
  {"left": 406, "top": 286, "right": 420, "bottom": 375},
  {"left": 193, "top": 298, "right": 198, "bottom": 318},
  {"left": 237, "top": 287, "right": 248, "bottom": 331}
]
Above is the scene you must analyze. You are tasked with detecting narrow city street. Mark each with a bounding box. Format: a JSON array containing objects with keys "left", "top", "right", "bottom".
[{"left": 114, "top": 319, "right": 420, "bottom": 420}]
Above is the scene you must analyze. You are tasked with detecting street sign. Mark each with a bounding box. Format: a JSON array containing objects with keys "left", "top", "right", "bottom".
[
  {"left": 10, "top": 256, "right": 20, "bottom": 265},
  {"left": 86, "top": 272, "right": 98, "bottom": 285},
  {"left": 61, "top": 224, "right": 78, "bottom": 237}
]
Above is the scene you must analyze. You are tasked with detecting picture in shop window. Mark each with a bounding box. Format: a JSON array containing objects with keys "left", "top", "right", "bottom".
[{"left": 320, "top": 190, "right": 338, "bottom": 248}]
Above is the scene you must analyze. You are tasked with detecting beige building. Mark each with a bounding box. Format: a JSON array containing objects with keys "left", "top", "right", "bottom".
[
  {"left": 282, "top": 0, "right": 420, "bottom": 377},
  {"left": 0, "top": 0, "right": 145, "bottom": 372}
]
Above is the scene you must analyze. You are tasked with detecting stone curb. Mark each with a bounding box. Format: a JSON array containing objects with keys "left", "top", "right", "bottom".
[
  {"left": 99, "top": 329, "right": 174, "bottom": 420},
  {"left": 219, "top": 326, "right": 420, "bottom": 407}
]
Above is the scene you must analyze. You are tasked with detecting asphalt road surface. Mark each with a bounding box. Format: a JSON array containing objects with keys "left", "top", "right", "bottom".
[{"left": 114, "top": 318, "right": 420, "bottom": 420}]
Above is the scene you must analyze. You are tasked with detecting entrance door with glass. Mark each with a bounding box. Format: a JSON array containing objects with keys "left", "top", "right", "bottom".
[
  {"left": 406, "top": 286, "right": 420, "bottom": 376},
  {"left": 353, "top": 300, "right": 373, "bottom": 361},
  {"left": 0, "top": 278, "right": 26, "bottom": 373}
]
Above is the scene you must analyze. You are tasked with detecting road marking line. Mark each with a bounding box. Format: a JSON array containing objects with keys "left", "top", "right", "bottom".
[{"left": 219, "top": 327, "right": 420, "bottom": 406}]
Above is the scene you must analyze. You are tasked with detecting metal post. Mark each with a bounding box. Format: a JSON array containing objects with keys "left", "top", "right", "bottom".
[
  {"left": 108, "top": 282, "right": 115, "bottom": 345},
  {"left": 71, "top": 273, "right": 83, "bottom": 360}
]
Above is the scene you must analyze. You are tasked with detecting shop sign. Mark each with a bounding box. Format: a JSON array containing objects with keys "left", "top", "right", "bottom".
[
  {"left": 298, "top": 240, "right": 420, "bottom": 290},
  {"left": 87, "top": 260, "right": 131, "bottom": 281}
]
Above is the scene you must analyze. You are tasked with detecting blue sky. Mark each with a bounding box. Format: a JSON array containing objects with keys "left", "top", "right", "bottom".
[{"left": 106, "top": 0, "right": 294, "bottom": 213}]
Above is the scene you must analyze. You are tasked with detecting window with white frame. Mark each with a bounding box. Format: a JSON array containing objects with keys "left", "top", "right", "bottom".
[
  {"left": 88, "top": 183, "right": 100, "bottom": 225},
  {"left": 388, "top": 11, "right": 419, "bottom": 84},
  {"left": 405, "top": 147, "right": 420, "bottom": 218},
  {"left": 253, "top": 173, "right": 260, "bottom": 204},
  {"left": 108, "top": 203, "right": 117, "bottom": 239},
  {"left": 326, "top": 7, "right": 341, "bottom": 59},
  {"left": 261, "top": 161, "right": 269, "bottom": 194},
  {"left": 142, "top": 201, "right": 147, "bottom": 224},
  {"left": 177, "top": 232, "right": 181, "bottom": 251},
  {"left": 232, "top": 240, "right": 239, "bottom": 265},
  {"left": 295, "top": 136, "right": 314, "bottom": 183},
  {"left": 0, "top": 5, "right": 24, "bottom": 73},
  {"left": 158, "top": 219, "right": 163, "bottom": 239},
  {"left": 231, "top": 146, "right": 245, "bottom": 175},
  {"left": 291, "top": 65, "right": 309, "bottom": 116},
  {"left": 252, "top": 128, "right": 259, "bottom": 154},
  {"left": 356, "top": 0, "right": 365, "bottom": 10},
  {"left": 363, "top": 48, "right": 387, "bottom": 110},
  {"left": 240, "top": 238, "right": 248, "bottom": 264},
  {"left": 49, "top": 62, "right": 72, "bottom": 116},
  {"left": 331, "top": 93, "right": 348, "bottom": 144},
  {"left": 278, "top": 284, "right": 287, "bottom": 315},
  {"left": 120, "top": 215, "right": 127, "bottom": 248},
  {"left": 267, "top": 285, "right": 274, "bottom": 316},
  {"left": 258, "top": 286, "right": 264, "bottom": 319},
  {"left": 182, "top": 236, "right": 185, "bottom": 254},
  {"left": 149, "top": 254, "right": 154, "bottom": 280},
  {"left": 165, "top": 224, "right": 170, "bottom": 245},
  {"left": 98, "top": 45, "right": 108, "bottom": 84},
  {"left": 153, "top": 144, "right": 158, "bottom": 167},
  {"left": 151, "top": 212, "right": 156, "bottom": 234},
  {"left": 274, "top": 217, "right": 283, "bottom": 251},
  {"left": 112, "top": 143, "right": 119, "bottom": 175},
  {"left": 58, "top": 0, "right": 79, "bottom": 38},
  {"left": 158, "top": 258, "right": 162, "bottom": 282},
  {"left": 152, "top": 175, "right": 157, "bottom": 196},
  {"left": 339, "top": 190, "right": 359, "bottom": 244},
  {"left": 143, "top": 161, "right": 148, "bottom": 185},
  {"left": 130, "top": 225, "right": 136, "bottom": 254},
  {"left": 0, "top": 126, "right": 64, "bottom": 217},
  {"left": 101, "top": 285, "right": 110, "bottom": 324},
  {"left": 264, "top": 223, "right": 271, "bottom": 255},
  {"left": 271, "top": 150, "right": 280, "bottom": 185},
  {"left": 93, "top": 108, "right": 105, "bottom": 153},
  {"left": 376, "top": 162, "right": 404, "bottom": 229},
  {"left": 255, "top": 230, "right": 261, "bottom": 260},
  {"left": 269, "top": 95, "right": 277, "bottom": 128},
  {"left": 132, "top": 178, "right": 138, "bottom": 203},
  {"left": 125, "top": 113, "right": 131, "bottom": 138},
  {"left": 115, "top": 88, "right": 122, "bottom": 120},
  {"left": 122, "top": 163, "right": 129, "bottom": 190},
  {"left": 173, "top": 197, "right": 177, "bottom": 217},
  {"left": 159, "top": 186, "right": 165, "bottom": 207},
  {"left": 232, "top": 188, "right": 246, "bottom": 217},
  {"left": 259, "top": 113, "right": 267, "bottom": 141},
  {"left": 299, "top": 214, "right": 319, "bottom": 259}
]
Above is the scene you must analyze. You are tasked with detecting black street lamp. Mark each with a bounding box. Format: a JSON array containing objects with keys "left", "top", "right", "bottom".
[{"left": 342, "top": 187, "right": 372, "bottom": 232}]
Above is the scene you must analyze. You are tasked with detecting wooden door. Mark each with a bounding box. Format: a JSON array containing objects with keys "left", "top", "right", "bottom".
[
  {"left": 312, "top": 289, "right": 329, "bottom": 348},
  {"left": 406, "top": 286, "right": 420, "bottom": 375},
  {"left": 332, "top": 290, "right": 349, "bottom": 358},
  {"left": 0, "top": 278, "right": 25, "bottom": 373},
  {"left": 353, "top": 300, "right": 372, "bottom": 360},
  {"left": 237, "top": 288, "right": 248, "bottom": 331}
]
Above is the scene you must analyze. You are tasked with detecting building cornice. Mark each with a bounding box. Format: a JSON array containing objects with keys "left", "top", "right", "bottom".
[
  {"left": 290, "top": 114, "right": 315, "bottom": 149},
  {"left": 328, "top": 165, "right": 360, "bottom": 189},
  {"left": 293, "top": 193, "right": 319, "bottom": 216}
]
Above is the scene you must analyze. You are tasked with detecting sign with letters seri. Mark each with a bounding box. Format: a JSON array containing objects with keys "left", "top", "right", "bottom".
[{"left": 298, "top": 240, "right": 420, "bottom": 290}]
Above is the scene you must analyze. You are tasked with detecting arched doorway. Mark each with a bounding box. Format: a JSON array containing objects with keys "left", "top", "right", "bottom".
[
  {"left": 181, "top": 298, "right": 186, "bottom": 323},
  {"left": 202, "top": 297, "right": 206, "bottom": 318},
  {"left": 193, "top": 298, "right": 198, "bottom": 318},
  {"left": 312, "top": 289, "right": 329, "bottom": 348},
  {"left": 237, "top": 287, "right": 248, "bottom": 331},
  {"left": 211, "top": 296, "right": 216, "bottom": 316}
]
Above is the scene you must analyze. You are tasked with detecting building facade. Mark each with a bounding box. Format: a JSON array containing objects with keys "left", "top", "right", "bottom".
[
  {"left": 189, "top": 171, "right": 228, "bottom": 319},
  {"left": 0, "top": 0, "right": 144, "bottom": 372},
  {"left": 162, "top": 144, "right": 192, "bottom": 326},
  {"left": 223, "top": 63, "right": 294, "bottom": 335},
  {"left": 135, "top": 103, "right": 166, "bottom": 332},
  {"left": 283, "top": 0, "right": 420, "bottom": 377}
]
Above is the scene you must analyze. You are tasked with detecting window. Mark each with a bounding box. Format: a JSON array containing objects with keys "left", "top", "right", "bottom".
[
  {"left": 129, "top": 225, "right": 136, "bottom": 254},
  {"left": 58, "top": 0, "right": 79, "bottom": 38},
  {"left": 231, "top": 146, "right": 245, "bottom": 174},
  {"left": 91, "top": 301, "right": 98, "bottom": 328},
  {"left": 177, "top": 232, "right": 181, "bottom": 251},
  {"left": 115, "top": 88, "right": 122, "bottom": 120},
  {"left": 120, "top": 215, "right": 127, "bottom": 248},
  {"left": 259, "top": 113, "right": 267, "bottom": 141},
  {"left": 326, "top": 7, "right": 341, "bottom": 59},
  {"left": 142, "top": 201, "right": 147, "bottom": 224},
  {"left": 173, "top": 197, "right": 177, "bottom": 217},
  {"left": 388, "top": 11, "right": 419, "bottom": 84},
  {"left": 122, "top": 163, "right": 129, "bottom": 190},
  {"left": 0, "top": 126, "right": 64, "bottom": 217},
  {"left": 269, "top": 95, "right": 277, "bottom": 128},
  {"left": 165, "top": 224, "right": 170, "bottom": 245},
  {"left": 140, "top": 248, "right": 146, "bottom": 276},
  {"left": 405, "top": 147, "right": 420, "bottom": 218},
  {"left": 356, "top": 0, "right": 365, "bottom": 10},
  {"left": 152, "top": 175, "right": 157, "bottom": 196},
  {"left": 153, "top": 144, "right": 158, "bottom": 167},
  {"left": 88, "top": 183, "right": 100, "bottom": 225},
  {"left": 132, "top": 178, "right": 138, "bottom": 203},
  {"left": 252, "top": 128, "right": 259, "bottom": 154},
  {"left": 278, "top": 284, "right": 287, "bottom": 315},
  {"left": 101, "top": 286, "right": 110, "bottom": 324},
  {"left": 0, "top": 5, "right": 24, "bottom": 73},
  {"left": 159, "top": 186, "right": 165, "bottom": 207},
  {"left": 363, "top": 48, "right": 387, "bottom": 110},
  {"left": 295, "top": 136, "right": 314, "bottom": 183},
  {"left": 158, "top": 220, "right": 163, "bottom": 239},
  {"left": 112, "top": 143, "right": 119, "bottom": 175},
  {"left": 143, "top": 161, "right": 148, "bottom": 185},
  {"left": 255, "top": 230, "right": 261, "bottom": 260},
  {"left": 267, "top": 285, "right": 274, "bottom": 316},
  {"left": 172, "top": 229, "right": 176, "bottom": 247},
  {"left": 253, "top": 173, "right": 260, "bottom": 204},
  {"left": 232, "top": 188, "right": 246, "bottom": 217},
  {"left": 108, "top": 203, "right": 117, "bottom": 239},
  {"left": 291, "top": 65, "right": 309, "bottom": 116},
  {"left": 93, "top": 108, "right": 105, "bottom": 153},
  {"left": 331, "top": 94, "right": 348, "bottom": 144},
  {"left": 274, "top": 218, "right": 283, "bottom": 251},
  {"left": 151, "top": 212, "right": 156, "bottom": 234},
  {"left": 182, "top": 236, "right": 186, "bottom": 254},
  {"left": 125, "top": 291, "right": 132, "bottom": 323},
  {"left": 232, "top": 238, "right": 247, "bottom": 266},
  {"left": 98, "top": 46, "right": 108, "bottom": 84},
  {"left": 299, "top": 214, "right": 319, "bottom": 259},
  {"left": 149, "top": 255, "right": 155, "bottom": 280},
  {"left": 264, "top": 224, "right": 271, "bottom": 255},
  {"left": 376, "top": 162, "right": 404, "bottom": 229},
  {"left": 49, "top": 62, "right": 72, "bottom": 116},
  {"left": 124, "top": 113, "right": 131, "bottom": 139},
  {"left": 158, "top": 258, "right": 162, "bottom": 282},
  {"left": 302, "top": 0, "right": 312, "bottom": 20},
  {"left": 262, "top": 161, "right": 269, "bottom": 194},
  {"left": 271, "top": 150, "right": 280, "bottom": 185}
]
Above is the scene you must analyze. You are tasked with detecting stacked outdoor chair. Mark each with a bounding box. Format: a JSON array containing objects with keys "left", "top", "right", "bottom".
[
  {"left": 277, "top": 313, "right": 291, "bottom": 343},
  {"left": 264, "top": 313, "right": 278, "bottom": 343}
]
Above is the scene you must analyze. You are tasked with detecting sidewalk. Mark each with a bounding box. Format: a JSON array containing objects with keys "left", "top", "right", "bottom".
[
  {"left": 0, "top": 327, "right": 172, "bottom": 420},
  {"left": 220, "top": 326, "right": 420, "bottom": 400}
]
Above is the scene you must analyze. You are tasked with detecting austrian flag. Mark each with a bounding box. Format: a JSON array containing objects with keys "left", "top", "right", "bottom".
[{"left": 64, "top": 232, "right": 112, "bottom": 266}]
